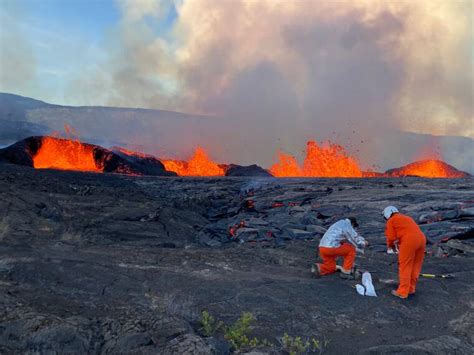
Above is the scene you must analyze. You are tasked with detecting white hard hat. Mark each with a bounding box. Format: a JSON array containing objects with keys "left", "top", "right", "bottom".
[{"left": 383, "top": 206, "right": 399, "bottom": 220}]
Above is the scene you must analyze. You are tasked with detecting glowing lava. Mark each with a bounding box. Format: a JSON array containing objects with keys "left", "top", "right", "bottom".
[
  {"left": 33, "top": 137, "right": 102, "bottom": 172},
  {"left": 162, "top": 147, "right": 224, "bottom": 176},
  {"left": 270, "top": 141, "right": 362, "bottom": 177},
  {"left": 270, "top": 152, "right": 302, "bottom": 177},
  {"left": 25, "top": 133, "right": 468, "bottom": 178},
  {"left": 386, "top": 159, "right": 468, "bottom": 178}
]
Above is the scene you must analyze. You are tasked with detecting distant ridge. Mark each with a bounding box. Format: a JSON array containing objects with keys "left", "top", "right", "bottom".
[{"left": 0, "top": 93, "right": 473, "bottom": 174}]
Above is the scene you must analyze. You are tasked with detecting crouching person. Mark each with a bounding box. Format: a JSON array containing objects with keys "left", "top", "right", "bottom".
[{"left": 312, "top": 217, "right": 367, "bottom": 278}]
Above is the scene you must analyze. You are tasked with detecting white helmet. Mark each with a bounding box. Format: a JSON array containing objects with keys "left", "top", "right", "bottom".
[{"left": 383, "top": 206, "right": 399, "bottom": 220}]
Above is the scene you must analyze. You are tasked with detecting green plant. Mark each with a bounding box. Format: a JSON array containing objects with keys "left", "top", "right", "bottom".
[
  {"left": 280, "top": 333, "right": 329, "bottom": 354},
  {"left": 200, "top": 310, "right": 223, "bottom": 336},
  {"left": 281, "top": 333, "right": 309, "bottom": 354},
  {"left": 224, "top": 312, "right": 256, "bottom": 349}
]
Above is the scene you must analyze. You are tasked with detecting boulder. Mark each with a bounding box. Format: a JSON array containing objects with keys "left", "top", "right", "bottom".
[
  {"left": 445, "top": 239, "right": 474, "bottom": 254},
  {"left": 244, "top": 217, "right": 269, "bottom": 227},
  {"left": 283, "top": 228, "right": 314, "bottom": 240},
  {"left": 359, "top": 335, "right": 473, "bottom": 354},
  {"left": 235, "top": 228, "right": 261, "bottom": 242},
  {"left": 197, "top": 232, "right": 222, "bottom": 247},
  {"left": 225, "top": 164, "right": 273, "bottom": 177},
  {"left": 306, "top": 225, "right": 327, "bottom": 235},
  {"left": 460, "top": 207, "right": 474, "bottom": 217},
  {"left": 162, "top": 334, "right": 212, "bottom": 354},
  {"left": 25, "top": 323, "right": 92, "bottom": 355},
  {"left": 419, "top": 210, "right": 459, "bottom": 224},
  {"left": 102, "top": 332, "right": 153, "bottom": 354}
]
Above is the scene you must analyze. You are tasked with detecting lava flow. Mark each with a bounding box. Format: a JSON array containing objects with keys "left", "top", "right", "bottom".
[
  {"left": 3, "top": 134, "right": 468, "bottom": 178},
  {"left": 386, "top": 159, "right": 468, "bottom": 178},
  {"left": 33, "top": 136, "right": 102, "bottom": 172},
  {"left": 270, "top": 141, "right": 363, "bottom": 177},
  {"left": 162, "top": 147, "right": 224, "bottom": 176}
]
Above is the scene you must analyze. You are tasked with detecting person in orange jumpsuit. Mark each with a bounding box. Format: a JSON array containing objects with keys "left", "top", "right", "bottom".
[
  {"left": 311, "top": 217, "right": 367, "bottom": 278},
  {"left": 383, "top": 206, "right": 426, "bottom": 299}
]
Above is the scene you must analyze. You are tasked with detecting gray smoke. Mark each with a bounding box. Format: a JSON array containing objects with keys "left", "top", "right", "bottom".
[
  {"left": 1, "top": 0, "right": 472, "bottom": 172},
  {"left": 0, "top": 2, "right": 36, "bottom": 94}
]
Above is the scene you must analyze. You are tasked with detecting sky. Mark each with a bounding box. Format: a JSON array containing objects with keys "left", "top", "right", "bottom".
[{"left": 0, "top": 0, "right": 473, "bottom": 145}]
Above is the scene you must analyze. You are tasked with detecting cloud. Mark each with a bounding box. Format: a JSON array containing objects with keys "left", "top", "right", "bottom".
[
  {"left": 68, "top": 0, "right": 179, "bottom": 109},
  {"left": 90, "top": 0, "right": 471, "bottom": 137},
  {"left": 0, "top": 2, "right": 37, "bottom": 94},
  {"left": 117, "top": 0, "right": 164, "bottom": 23},
  {"left": 2, "top": 0, "right": 472, "bottom": 169},
  {"left": 170, "top": 0, "right": 472, "bottom": 138},
  {"left": 57, "top": 0, "right": 472, "bottom": 169},
  {"left": 390, "top": 0, "right": 474, "bottom": 137}
]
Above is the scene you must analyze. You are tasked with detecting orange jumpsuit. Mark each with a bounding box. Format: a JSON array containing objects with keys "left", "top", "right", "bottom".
[
  {"left": 385, "top": 213, "right": 426, "bottom": 297},
  {"left": 317, "top": 219, "right": 365, "bottom": 275},
  {"left": 319, "top": 243, "right": 356, "bottom": 275}
]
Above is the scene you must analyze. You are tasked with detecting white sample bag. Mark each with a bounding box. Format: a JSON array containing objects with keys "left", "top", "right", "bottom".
[{"left": 355, "top": 271, "right": 377, "bottom": 297}]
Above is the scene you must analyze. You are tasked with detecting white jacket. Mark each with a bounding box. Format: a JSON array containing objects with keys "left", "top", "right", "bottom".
[{"left": 319, "top": 219, "right": 366, "bottom": 249}]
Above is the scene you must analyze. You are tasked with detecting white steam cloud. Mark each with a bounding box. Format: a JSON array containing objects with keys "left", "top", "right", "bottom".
[
  {"left": 99, "top": 0, "right": 473, "bottom": 138},
  {"left": 1, "top": 0, "right": 472, "bottom": 171},
  {"left": 0, "top": 2, "right": 36, "bottom": 94}
]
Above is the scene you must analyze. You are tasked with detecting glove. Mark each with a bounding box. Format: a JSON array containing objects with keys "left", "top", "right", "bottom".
[{"left": 387, "top": 247, "right": 399, "bottom": 254}]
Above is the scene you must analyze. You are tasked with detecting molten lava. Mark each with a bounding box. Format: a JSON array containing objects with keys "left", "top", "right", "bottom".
[
  {"left": 33, "top": 137, "right": 102, "bottom": 172},
  {"left": 23, "top": 131, "right": 467, "bottom": 178},
  {"left": 162, "top": 147, "right": 224, "bottom": 176},
  {"left": 270, "top": 141, "right": 362, "bottom": 177},
  {"left": 387, "top": 159, "right": 468, "bottom": 178},
  {"left": 270, "top": 152, "right": 302, "bottom": 177}
]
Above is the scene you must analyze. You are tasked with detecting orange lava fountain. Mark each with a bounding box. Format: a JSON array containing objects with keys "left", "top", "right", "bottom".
[
  {"left": 33, "top": 137, "right": 101, "bottom": 172},
  {"left": 162, "top": 147, "right": 224, "bottom": 176},
  {"left": 270, "top": 141, "right": 362, "bottom": 177},
  {"left": 387, "top": 159, "right": 467, "bottom": 178},
  {"left": 269, "top": 152, "right": 302, "bottom": 177}
]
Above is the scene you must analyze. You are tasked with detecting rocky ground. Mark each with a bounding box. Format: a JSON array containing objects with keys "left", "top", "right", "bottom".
[{"left": 0, "top": 163, "right": 473, "bottom": 354}]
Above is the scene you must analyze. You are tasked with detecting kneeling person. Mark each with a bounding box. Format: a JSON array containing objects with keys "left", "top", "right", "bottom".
[{"left": 312, "top": 217, "right": 367, "bottom": 277}]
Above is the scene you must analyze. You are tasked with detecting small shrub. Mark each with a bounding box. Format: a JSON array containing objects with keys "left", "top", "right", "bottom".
[
  {"left": 200, "top": 310, "right": 328, "bottom": 353},
  {"left": 281, "top": 333, "right": 309, "bottom": 354},
  {"left": 200, "top": 310, "right": 223, "bottom": 336},
  {"left": 280, "top": 333, "right": 329, "bottom": 354},
  {"left": 224, "top": 312, "right": 256, "bottom": 349}
]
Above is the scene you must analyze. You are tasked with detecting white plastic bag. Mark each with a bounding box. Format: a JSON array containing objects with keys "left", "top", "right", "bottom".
[
  {"left": 355, "top": 271, "right": 377, "bottom": 297},
  {"left": 355, "top": 284, "right": 366, "bottom": 295}
]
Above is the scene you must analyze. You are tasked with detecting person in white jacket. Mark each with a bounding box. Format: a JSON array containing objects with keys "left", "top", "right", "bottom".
[{"left": 311, "top": 217, "right": 367, "bottom": 278}]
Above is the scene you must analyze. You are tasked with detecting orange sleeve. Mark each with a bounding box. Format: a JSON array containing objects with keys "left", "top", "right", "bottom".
[{"left": 385, "top": 219, "right": 397, "bottom": 248}]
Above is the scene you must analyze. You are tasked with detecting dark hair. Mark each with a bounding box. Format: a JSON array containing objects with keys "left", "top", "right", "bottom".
[{"left": 348, "top": 217, "right": 359, "bottom": 228}]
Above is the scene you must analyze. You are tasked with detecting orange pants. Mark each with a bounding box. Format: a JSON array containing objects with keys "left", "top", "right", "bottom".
[
  {"left": 397, "top": 237, "right": 426, "bottom": 297},
  {"left": 318, "top": 243, "right": 356, "bottom": 275}
]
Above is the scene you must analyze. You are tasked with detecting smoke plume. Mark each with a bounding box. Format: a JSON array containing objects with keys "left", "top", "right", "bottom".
[
  {"left": 1, "top": 0, "right": 473, "bottom": 171},
  {"left": 93, "top": 0, "right": 472, "bottom": 168}
]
